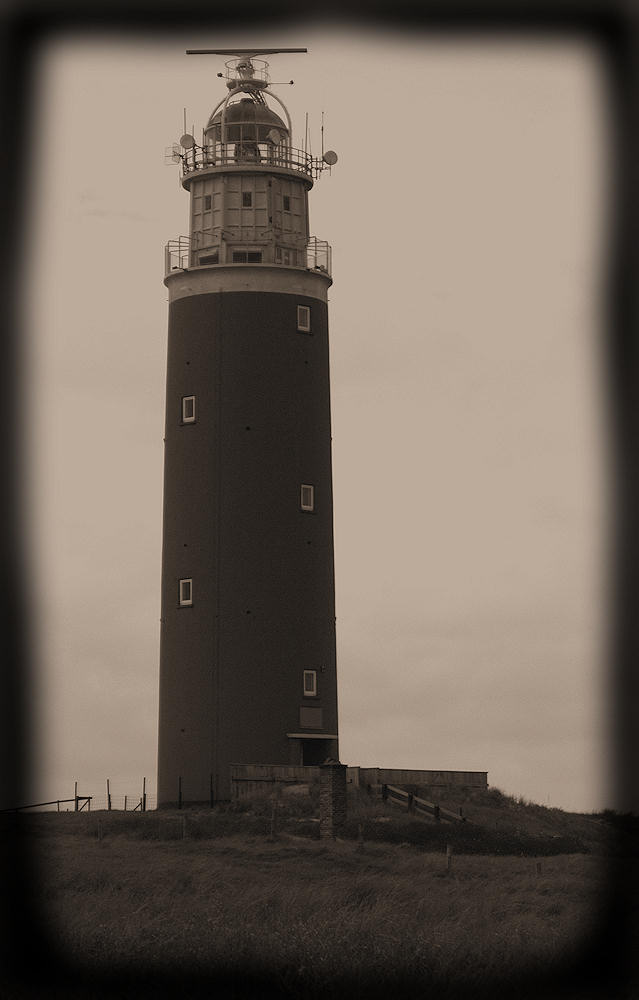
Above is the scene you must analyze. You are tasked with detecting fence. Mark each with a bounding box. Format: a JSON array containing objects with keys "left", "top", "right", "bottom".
[
  {"left": 231, "top": 764, "right": 321, "bottom": 800},
  {"left": 382, "top": 784, "right": 467, "bottom": 824},
  {"left": 348, "top": 767, "right": 487, "bottom": 790},
  {"left": 1, "top": 779, "right": 156, "bottom": 814}
]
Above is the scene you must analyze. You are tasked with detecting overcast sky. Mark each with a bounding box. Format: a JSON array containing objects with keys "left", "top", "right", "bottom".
[{"left": 23, "top": 24, "right": 610, "bottom": 813}]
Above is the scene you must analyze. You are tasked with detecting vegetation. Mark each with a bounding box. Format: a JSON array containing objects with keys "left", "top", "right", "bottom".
[{"left": 4, "top": 786, "right": 633, "bottom": 998}]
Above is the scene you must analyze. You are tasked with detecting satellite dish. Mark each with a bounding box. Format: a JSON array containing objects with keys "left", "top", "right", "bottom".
[
  {"left": 180, "top": 133, "right": 196, "bottom": 149},
  {"left": 322, "top": 150, "right": 338, "bottom": 165},
  {"left": 267, "top": 128, "right": 281, "bottom": 145}
]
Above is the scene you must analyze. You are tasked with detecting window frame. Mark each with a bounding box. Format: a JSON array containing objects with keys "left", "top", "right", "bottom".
[
  {"left": 199, "top": 251, "right": 219, "bottom": 266},
  {"left": 300, "top": 484, "right": 314, "bottom": 512},
  {"left": 242, "top": 191, "right": 253, "bottom": 208},
  {"left": 297, "top": 305, "right": 311, "bottom": 333},
  {"left": 179, "top": 578, "right": 193, "bottom": 607},
  {"left": 303, "top": 670, "right": 318, "bottom": 697},
  {"left": 181, "top": 395, "right": 196, "bottom": 424},
  {"left": 232, "top": 250, "right": 263, "bottom": 264}
]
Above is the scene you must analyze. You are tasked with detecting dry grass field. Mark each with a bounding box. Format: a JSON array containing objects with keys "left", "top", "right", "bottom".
[{"left": 4, "top": 789, "right": 636, "bottom": 1000}]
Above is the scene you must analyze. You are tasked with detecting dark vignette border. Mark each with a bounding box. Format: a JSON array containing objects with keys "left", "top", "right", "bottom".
[{"left": 0, "top": 1, "right": 636, "bottom": 998}]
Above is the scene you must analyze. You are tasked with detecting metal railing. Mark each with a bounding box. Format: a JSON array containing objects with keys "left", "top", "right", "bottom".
[
  {"left": 165, "top": 236, "right": 191, "bottom": 274},
  {"left": 306, "top": 237, "right": 331, "bottom": 276},
  {"left": 181, "top": 141, "right": 315, "bottom": 179},
  {"left": 165, "top": 235, "right": 332, "bottom": 278}
]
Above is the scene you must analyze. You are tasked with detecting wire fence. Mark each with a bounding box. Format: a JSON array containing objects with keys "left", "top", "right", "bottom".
[{"left": 2, "top": 781, "right": 157, "bottom": 814}]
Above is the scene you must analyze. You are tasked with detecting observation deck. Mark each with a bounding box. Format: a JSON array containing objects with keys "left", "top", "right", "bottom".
[
  {"left": 165, "top": 235, "right": 332, "bottom": 278},
  {"left": 179, "top": 140, "right": 322, "bottom": 183}
]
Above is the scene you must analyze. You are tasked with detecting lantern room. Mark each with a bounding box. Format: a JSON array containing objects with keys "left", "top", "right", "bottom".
[{"left": 164, "top": 51, "right": 335, "bottom": 274}]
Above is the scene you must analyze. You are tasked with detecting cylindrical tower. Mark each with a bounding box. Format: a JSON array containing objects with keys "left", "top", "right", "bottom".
[{"left": 158, "top": 51, "right": 339, "bottom": 805}]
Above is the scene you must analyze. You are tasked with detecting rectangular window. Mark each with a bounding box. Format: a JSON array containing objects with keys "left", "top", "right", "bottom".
[
  {"left": 300, "top": 484, "right": 314, "bottom": 512},
  {"left": 204, "top": 195, "right": 212, "bottom": 210},
  {"left": 242, "top": 191, "right": 253, "bottom": 207},
  {"left": 199, "top": 251, "right": 218, "bottom": 265},
  {"left": 299, "top": 706, "right": 323, "bottom": 729},
  {"left": 303, "top": 670, "right": 318, "bottom": 697},
  {"left": 179, "top": 578, "right": 193, "bottom": 606},
  {"left": 283, "top": 195, "right": 291, "bottom": 212},
  {"left": 181, "top": 395, "right": 196, "bottom": 423},
  {"left": 232, "top": 250, "right": 263, "bottom": 263},
  {"left": 297, "top": 305, "right": 311, "bottom": 332}
]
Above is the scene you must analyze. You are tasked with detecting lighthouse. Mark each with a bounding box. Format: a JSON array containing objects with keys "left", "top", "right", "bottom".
[{"left": 157, "top": 49, "right": 339, "bottom": 806}]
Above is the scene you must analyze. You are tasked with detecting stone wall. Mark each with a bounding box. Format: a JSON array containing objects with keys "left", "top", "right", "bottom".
[{"left": 319, "top": 762, "right": 347, "bottom": 839}]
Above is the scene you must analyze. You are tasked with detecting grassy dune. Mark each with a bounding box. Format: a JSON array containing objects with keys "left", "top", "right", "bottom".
[{"left": 9, "top": 789, "right": 630, "bottom": 999}]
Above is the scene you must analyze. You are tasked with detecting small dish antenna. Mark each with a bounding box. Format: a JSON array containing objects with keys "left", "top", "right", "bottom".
[
  {"left": 267, "top": 128, "right": 281, "bottom": 145},
  {"left": 322, "top": 150, "right": 338, "bottom": 165},
  {"left": 180, "top": 133, "right": 196, "bottom": 149}
]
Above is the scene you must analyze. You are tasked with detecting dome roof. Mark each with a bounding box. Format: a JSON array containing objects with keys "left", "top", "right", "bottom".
[{"left": 206, "top": 97, "right": 288, "bottom": 133}]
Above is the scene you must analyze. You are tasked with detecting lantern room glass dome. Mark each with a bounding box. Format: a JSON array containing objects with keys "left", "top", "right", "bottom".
[{"left": 205, "top": 97, "right": 289, "bottom": 144}]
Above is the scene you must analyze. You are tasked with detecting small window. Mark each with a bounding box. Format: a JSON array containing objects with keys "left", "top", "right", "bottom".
[
  {"left": 232, "top": 250, "right": 262, "bottom": 264},
  {"left": 299, "top": 706, "right": 323, "bottom": 729},
  {"left": 283, "top": 195, "right": 291, "bottom": 212},
  {"left": 242, "top": 191, "right": 253, "bottom": 208},
  {"left": 181, "top": 395, "right": 196, "bottom": 423},
  {"left": 300, "top": 484, "right": 314, "bottom": 512},
  {"left": 199, "top": 251, "right": 218, "bottom": 265},
  {"left": 303, "top": 670, "right": 317, "bottom": 697},
  {"left": 179, "top": 578, "right": 193, "bottom": 606},
  {"left": 297, "top": 305, "right": 311, "bottom": 332},
  {"left": 204, "top": 195, "right": 212, "bottom": 210}
]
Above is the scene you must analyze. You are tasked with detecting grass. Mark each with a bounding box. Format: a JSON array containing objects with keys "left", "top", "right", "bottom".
[
  {"left": 31, "top": 832, "right": 609, "bottom": 996},
  {"left": 5, "top": 788, "right": 631, "bottom": 999}
]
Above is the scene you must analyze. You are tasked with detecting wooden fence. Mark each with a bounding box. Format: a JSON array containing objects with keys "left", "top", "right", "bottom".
[{"left": 383, "top": 784, "right": 467, "bottom": 824}]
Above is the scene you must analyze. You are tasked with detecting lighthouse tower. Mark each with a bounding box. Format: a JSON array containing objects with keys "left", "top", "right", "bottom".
[{"left": 157, "top": 49, "right": 339, "bottom": 806}]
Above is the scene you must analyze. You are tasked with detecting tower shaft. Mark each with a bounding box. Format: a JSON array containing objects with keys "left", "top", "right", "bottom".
[{"left": 158, "top": 55, "right": 338, "bottom": 805}]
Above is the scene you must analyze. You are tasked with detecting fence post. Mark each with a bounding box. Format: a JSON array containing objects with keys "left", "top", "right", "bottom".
[
  {"left": 142, "top": 777, "right": 147, "bottom": 813},
  {"left": 57, "top": 800, "right": 60, "bottom": 813},
  {"left": 74, "top": 781, "right": 78, "bottom": 812},
  {"left": 434, "top": 805, "right": 440, "bottom": 823},
  {"left": 107, "top": 778, "right": 111, "bottom": 811},
  {"left": 268, "top": 795, "right": 277, "bottom": 842},
  {"left": 407, "top": 793, "right": 414, "bottom": 814},
  {"left": 382, "top": 784, "right": 388, "bottom": 803},
  {"left": 124, "top": 795, "right": 127, "bottom": 812}
]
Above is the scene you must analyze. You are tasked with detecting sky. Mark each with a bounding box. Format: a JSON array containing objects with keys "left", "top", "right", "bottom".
[{"left": 22, "top": 24, "right": 610, "bottom": 813}]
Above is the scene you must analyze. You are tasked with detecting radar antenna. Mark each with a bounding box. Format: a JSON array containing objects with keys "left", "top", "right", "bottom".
[{"left": 185, "top": 48, "right": 308, "bottom": 56}]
